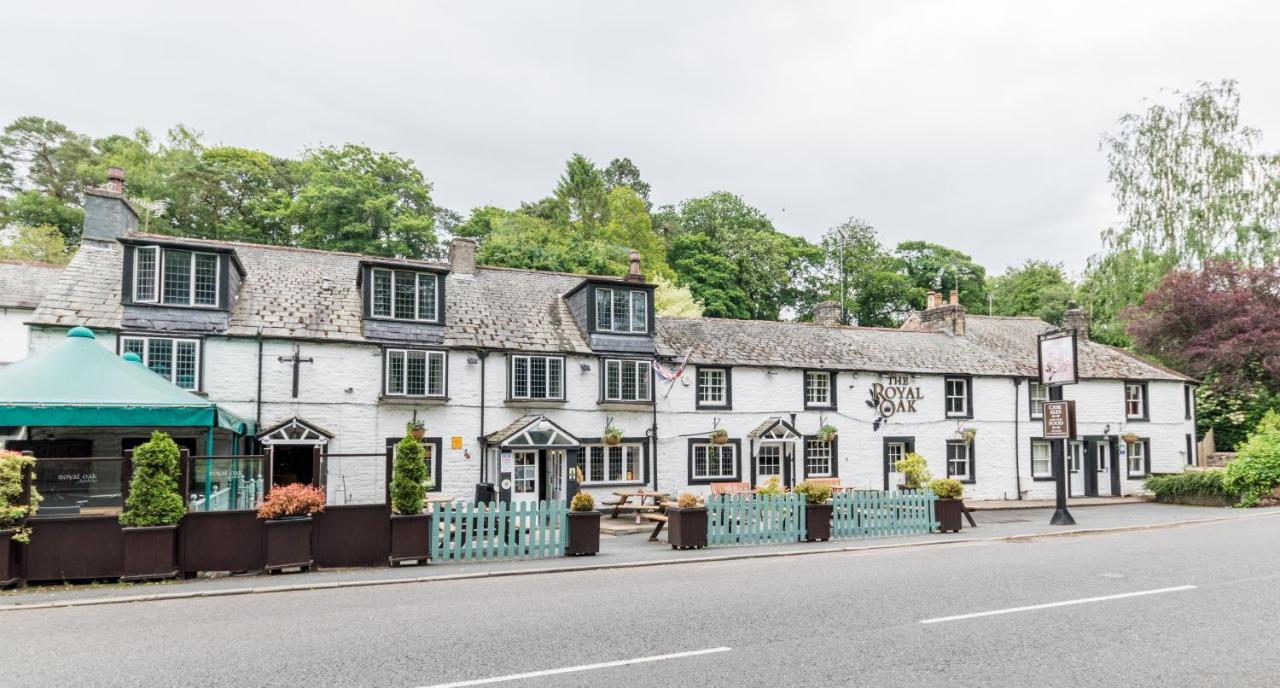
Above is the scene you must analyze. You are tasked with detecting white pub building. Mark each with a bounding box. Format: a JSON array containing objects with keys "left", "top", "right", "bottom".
[{"left": 6, "top": 171, "right": 1198, "bottom": 506}]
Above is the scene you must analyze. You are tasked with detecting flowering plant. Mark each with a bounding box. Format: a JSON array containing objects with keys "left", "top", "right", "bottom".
[{"left": 257, "top": 483, "right": 326, "bottom": 519}]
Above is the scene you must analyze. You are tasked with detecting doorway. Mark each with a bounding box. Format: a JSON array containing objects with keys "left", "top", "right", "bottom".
[
  {"left": 1084, "top": 438, "right": 1119, "bottom": 497},
  {"left": 512, "top": 450, "right": 540, "bottom": 504},
  {"left": 1068, "top": 441, "right": 1085, "bottom": 497},
  {"left": 546, "top": 449, "right": 567, "bottom": 502},
  {"left": 883, "top": 437, "right": 915, "bottom": 490},
  {"left": 271, "top": 444, "right": 317, "bottom": 487},
  {"left": 755, "top": 442, "right": 786, "bottom": 487}
]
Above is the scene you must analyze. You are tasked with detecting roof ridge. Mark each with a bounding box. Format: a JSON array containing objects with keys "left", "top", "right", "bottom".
[
  {"left": 127, "top": 232, "right": 450, "bottom": 267},
  {"left": 0, "top": 259, "right": 66, "bottom": 269},
  {"left": 657, "top": 315, "right": 944, "bottom": 335}
]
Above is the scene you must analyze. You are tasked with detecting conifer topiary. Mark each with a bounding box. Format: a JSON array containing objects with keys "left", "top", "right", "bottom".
[
  {"left": 390, "top": 435, "right": 428, "bottom": 515},
  {"left": 120, "top": 431, "right": 186, "bottom": 527}
]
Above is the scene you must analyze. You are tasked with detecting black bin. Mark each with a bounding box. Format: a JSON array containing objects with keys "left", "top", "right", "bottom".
[{"left": 474, "top": 482, "right": 496, "bottom": 504}]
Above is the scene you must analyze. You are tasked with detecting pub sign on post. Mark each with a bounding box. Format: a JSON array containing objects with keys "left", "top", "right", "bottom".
[
  {"left": 1042, "top": 400, "right": 1076, "bottom": 439},
  {"left": 1037, "top": 330, "right": 1078, "bottom": 386}
]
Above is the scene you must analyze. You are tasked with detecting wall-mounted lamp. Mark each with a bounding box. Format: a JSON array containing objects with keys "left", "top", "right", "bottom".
[
  {"left": 466, "top": 356, "right": 479, "bottom": 365},
  {"left": 579, "top": 363, "right": 592, "bottom": 373},
  {"left": 766, "top": 369, "right": 778, "bottom": 376}
]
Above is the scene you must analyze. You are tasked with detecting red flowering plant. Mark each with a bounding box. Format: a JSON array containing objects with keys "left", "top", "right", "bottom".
[{"left": 256, "top": 483, "right": 326, "bottom": 520}]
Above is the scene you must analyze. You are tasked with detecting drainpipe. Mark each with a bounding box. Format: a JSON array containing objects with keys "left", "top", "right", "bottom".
[
  {"left": 477, "top": 351, "right": 487, "bottom": 484},
  {"left": 650, "top": 395, "right": 658, "bottom": 491},
  {"left": 1013, "top": 378, "right": 1022, "bottom": 500},
  {"left": 255, "top": 326, "right": 264, "bottom": 433}
]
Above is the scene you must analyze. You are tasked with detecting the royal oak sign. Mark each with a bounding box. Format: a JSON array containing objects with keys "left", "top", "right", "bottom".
[{"left": 867, "top": 374, "right": 923, "bottom": 430}]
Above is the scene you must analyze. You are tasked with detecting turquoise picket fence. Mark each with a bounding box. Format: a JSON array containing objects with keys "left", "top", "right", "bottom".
[
  {"left": 831, "top": 490, "right": 937, "bottom": 539},
  {"left": 706, "top": 493, "right": 807, "bottom": 546},
  {"left": 429, "top": 500, "right": 567, "bottom": 562}
]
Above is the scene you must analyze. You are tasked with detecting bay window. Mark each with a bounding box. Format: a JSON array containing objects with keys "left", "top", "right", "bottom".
[
  {"left": 385, "top": 349, "right": 446, "bottom": 397},
  {"left": 120, "top": 335, "right": 200, "bottom": 390}
]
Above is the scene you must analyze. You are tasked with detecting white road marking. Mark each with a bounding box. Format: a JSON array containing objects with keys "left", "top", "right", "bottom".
[
  {"left": 919, "top": 585, "right": 1197, "bottom": 624},
  {"left": 415, "top": 647, "right": 733, "bottom": 687}
]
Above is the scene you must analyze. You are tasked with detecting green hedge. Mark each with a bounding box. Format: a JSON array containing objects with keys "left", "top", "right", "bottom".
[{"left": 1144, "top": 471, "right": 1235, "bottom": 500}]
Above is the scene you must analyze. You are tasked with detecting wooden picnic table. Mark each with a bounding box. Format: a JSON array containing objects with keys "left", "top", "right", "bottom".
[{"left": 604, "top": 489, "right": 669, "bottom": 524}]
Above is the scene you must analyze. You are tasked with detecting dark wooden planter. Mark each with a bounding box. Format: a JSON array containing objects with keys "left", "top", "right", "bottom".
[
  {"left": 264, "top": 516, "right": 313, "bottom": 573},
  {"left": 566, "top": 510, "right": 601, "bottom": 556},
  {"left": 804, "top": 503, "right": 833, "bottom": 542},
  {"left": 936, "top": 498, "right": 964, "bottom": 533},
  {"left": 0, "top": 529, "right": 20, "bottom": 588},
  {"left": 121, "top": 525, "right": 179, "bottom": 581},
  {"left": 667, "top": 506, "right": 707, "bottom": 549},
  {"left": 390, "top": 513, "right": 431, "bottom": 565}
]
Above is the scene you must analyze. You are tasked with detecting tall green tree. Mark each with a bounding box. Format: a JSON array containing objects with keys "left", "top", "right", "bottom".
[
  {"left": 552, "top": 153, "right": 609, "bottom": 235},
  {"left": 0, "top": 224, "right": 70, "bottom": 264},
  {"left": 477, "top": 211, "right": 628, "bottom": 275},
  {"left": 603, "top": 157, "right": 651, "bottom": 208},
  {"left": 601, "top": 186, "right": 671, "bottom": 278},
  {"left": 893, "top": 240, "right": 989, "bottom": 313},
  {"left": 989, "top": 260, "right": 1076, "bottom": 323},
  {"left": 796, "top": 218, "right": 913, "bottom": 327}
]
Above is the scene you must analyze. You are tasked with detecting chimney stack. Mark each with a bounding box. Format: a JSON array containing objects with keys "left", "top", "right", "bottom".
[
  {"left": 449, "top": 237, "right": 477, "bottom": 275},
  {"left": 917, "top": 288, "right": 966, "bottom": 336},
  {"left": 949, "top": 290, "right": 959, "bottom": 306},
  {"left": 81, "top": 167, "right": 139, "bottom": 242},
  {"left": 814, "top": 300, "right": 842, "bottom": 327},
  {"left": 1062, "top": 301, "right": 1089, "bottom": 340},
  {"left": 926, "top": 291, "right": 939, "bottom": 309},
  {"left": 624, "top": 251, "right": 645, "bottom": 282}
]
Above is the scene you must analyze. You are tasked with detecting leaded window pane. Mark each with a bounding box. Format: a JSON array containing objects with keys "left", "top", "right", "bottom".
[
  {"left": 406, "top": 351, "right": 427, "bottom": 395},
  {"left": 547, "top": 358, "right": 563, "bottom": 398},
  {"left": 387, "top": 351, "right": 405, "bottom": 394},
  {"left": 194, "top": 253, "right": 218, "bottom": 306},
  {"left": 427, "top": 352, "right": 444, "bottom": 395},
  {"left": 613, "top": 289, "right": 630, "bottom": 332},
  {"left": 595, "top": 288, "right": 612, "bottom": 331},
  {"left": 529, "top": 356, "right": 547, "bottom": 398},
  {"left": 162, "top": 250, "right": 191, "bottom": 305},
  {"left": 394, "top": 270, "right": 416, "bottom": 319},
  {"left": 174, "top": 340, "right": 198, "bottom": 390},
  {"left": 630, "top": 290, "right": 647, "bottom": 332},
  {"left": 147, "top": 338, "right": 173, "bottom": 381},
  {"left": 134, "top": 247, "right": 158, "bottom": 302},
  {"left": 372, "top": 269, "right": 392, "bottom": 317},
  {"left": 635, "top": 361, "right": 649, "bottom": 400},
  {"left": 122, "top": 338, "right": 145, "bottom": 357},
  {"left": 417, "top": 273, "right": 437, "bottom": 321},
  {"left": 606, "top": 360, "right": 620, "bottom": 400},
  {"left": 513, "top": 357, "right": 529, "bottom": 398}
]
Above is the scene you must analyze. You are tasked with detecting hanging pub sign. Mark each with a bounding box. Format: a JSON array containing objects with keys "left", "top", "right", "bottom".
[
  {"left": 867, "top": 374, "right": 923, "bottom": 430},
  {"left": 1037, "top": 330, "right": 1079, "bottom": 386},
  {"left": 1042, "top": 400, "right": 1076, "bottom": 439}
]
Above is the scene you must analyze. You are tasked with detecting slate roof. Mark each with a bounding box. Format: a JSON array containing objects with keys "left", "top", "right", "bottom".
[
  {"left": 27, "top": 234, "right": 1190, "bottom": 381},
  {"left": 0, "top": 260, "right": 66, "bottom": 310},
  {"left": 657, "top": 315, "right": 1190, "bottom": 382}
]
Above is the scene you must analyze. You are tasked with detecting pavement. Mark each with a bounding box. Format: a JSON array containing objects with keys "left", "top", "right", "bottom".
[
  {"left": 1, "top": 502, "right": 1273, "bottom": 610},
  {"left": 4, "top": 504, "right": 1279, "bottom": 687}
]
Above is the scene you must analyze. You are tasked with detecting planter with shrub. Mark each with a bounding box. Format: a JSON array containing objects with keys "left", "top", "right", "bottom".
[
  {"left": 667, "top": 492, "right": 707, "bottom": 550},
  {"left": 119, "top": 432, "right": 186, "bottom": 581},
  {"left": 0, "top": 450, "right": 38, "bottom": 588},
  {"left": 257, "top": 483, "right": 325, "bottom": 573},
  {"left": 1144, "top": 471, "right": 1238, "bottom": 507},
  {"left": 566, "top": 492, "right": 601, "bottom": 556},
  {"left": 389, "top": 434, "right": 432, "bottom": 565},
  {"left": 794, "top": 480, "right": 833, "bottom": 542},
  {"left": 894, "top": 453, "right": 932, "bottom": 490},
  {"left": 927, "top": 478, "right": 965, "bottom": 533}
]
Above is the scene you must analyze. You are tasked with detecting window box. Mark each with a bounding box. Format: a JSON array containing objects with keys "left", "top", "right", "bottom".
[
  {"left": 944, "top": 376, "right": 972, "bottom": 419},
  {"left": 696, "top": 367, "right": 731, "bottom": 409},
  {"left": 804, "top": 370, "right": 837, "bottom": 410},
  {"left": 509, "top": 355, "right": 565, "bottom": 401},
  {"left": 688, "top": 439, "right": 740, "bottom": 484}
]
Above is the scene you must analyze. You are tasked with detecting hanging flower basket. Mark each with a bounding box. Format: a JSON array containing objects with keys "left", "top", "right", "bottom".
[
  {"left": 959, "top": 427, "right": 977, "bottom": 445},
  {"left": 1121, "top": 432, "right": 1139, "bottom": 444},
  {"left": 603, "top": 426, "right": 623, "bottom": 447},
  {"left": 407, "top": 420, "right": 426, "bottom": 441},
  {"left": 710, "top": 428, "right": 729, "bottom": 445},
  {"left": 817, "top": 425, "right": 838, "bottom": 443}
]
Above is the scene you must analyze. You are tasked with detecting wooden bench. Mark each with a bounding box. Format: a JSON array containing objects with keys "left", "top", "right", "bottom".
[
  {"left": 641, "top": 512, "right": 669, "bottom": 541},
  {"left": 710, "top": 481, "right": 751, "bottom": 495}
]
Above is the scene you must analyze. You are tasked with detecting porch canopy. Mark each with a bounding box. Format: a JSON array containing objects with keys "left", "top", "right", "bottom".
[{"left": 0, "top": 327, "right": 253, "bottom": 438}]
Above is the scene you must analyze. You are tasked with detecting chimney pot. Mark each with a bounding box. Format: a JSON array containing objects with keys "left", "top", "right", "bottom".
[
  {"left": 624, "top": 251, "right": 645, "bottom": 282},
  {"left": 925, "top": 291, "right": 937, "bottom": 309},
  {"left": 106, "top": 167, "right": 125, "bottom": 194}
]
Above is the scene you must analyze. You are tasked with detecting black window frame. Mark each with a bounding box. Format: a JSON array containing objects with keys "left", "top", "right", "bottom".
[
  {"left": 686, "top": 438, "right": 742, "bottom": 485},
  {"left": 386, "top": 436, "right": 443, "bottom": 492},
  {"left": 365, "top": 265, "right": 444, "bottom": 324},
  {"left": 506, "top": 354, "right": 567, "bottom": 402},
  {"left": 382, "top": 347, "right": 449, "bottom": 398},
  {"left": 117, "top": 333, "right": 205, "bottom": 392},
  {"left": 945, "top": 439, "right": 975, "bottom": 484},
  {"left": 1185, "top": 433, "right": 1195, "bottom": 467},
  {"left": 944, "top": 376, "right": 973, "bottom": 419},
  {"left": 598, "top": 357, "right": 654, "bottom": 403},
  {"left": 803, "top": 369, "right": 838, "bottom": 410},
  {"left": 695, "top": 366, "right": 732, "bottom": 409},
  {"left": 1184, "top": 384, "right": 1194, "bottom": 420},
  {"left": 578, "top": 437, "right": 648, "bottom": 486},
  {"left": 1124, "top": 437, "right": 1152, "bottom": 478},
  {"left": 591, "top": 285, "right": 651, "bottom": 335},
  {"left": 801, "top": 435, "right": 838, "bottom": 479},
  {"left": 1124, "top": 381, "right": 1149, "bottom": 420},
  {"left": 124, "top": 244, "right": 227, "bottom": 310}
]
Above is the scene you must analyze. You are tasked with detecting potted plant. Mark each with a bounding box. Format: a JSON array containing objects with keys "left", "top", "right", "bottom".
[
  {"left": 119, "top": 432, "right": 186, "bottom": 581},
  {"left": 0, "top": 450, "right": 38, "bottom": 588},
  {"left": 666, "top": 492, "right": 707, "bottom": 550},
  {"left": 894, "top": 453, "right": 932, "bottom": 490},
  {"left": 958, "top": 426, "right": 977, "bottom": 445},
  {"left": 794, "top": 480, "right": 833, "bottom": 542},
  {"left": 389, "top": 435, "right": 432, "bottom": 565},
  {"left": 817, "top": 424, "right": 838, "bottom": 442},
  {"left": 1121, "top": 432, "right": 1139, "bottom": 444},
  {"left": 927, "top": 478, "right": 965, "bottom": 533},
  {"left": 710, "top": 428, "right": 729, "bottom": 445},
  {"left": 603, "top": 425, "right": 624, "bottom": 447},
  {"left": 407, "top": 419, "right": 427, "bottom": 441},
  {"left": 257, "top": 483, "right": 325, "bottom": 573},
  {"left": 566, "top": 491, "right": 601, "bottom": 556}
]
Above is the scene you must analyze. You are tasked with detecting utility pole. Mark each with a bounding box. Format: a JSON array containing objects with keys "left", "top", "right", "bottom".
[{"left": 838, "top": 230, "right": 847, "bottom": 324}]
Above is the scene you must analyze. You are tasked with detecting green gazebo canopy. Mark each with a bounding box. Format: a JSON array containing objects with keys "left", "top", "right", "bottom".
[{"left": 0, "top": 327, "right": 253, "bottom": 434}]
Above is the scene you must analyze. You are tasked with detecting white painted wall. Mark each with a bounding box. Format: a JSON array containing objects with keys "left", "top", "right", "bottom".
[
  {"left": 0, "top": 307, "right": 33, "bottom": 362},
  {"left": 24, "top": 326, "right": 1196, "bottom": 503}
]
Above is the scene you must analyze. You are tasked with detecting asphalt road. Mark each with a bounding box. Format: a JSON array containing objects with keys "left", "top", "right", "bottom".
[{"left": 4, "top": 515, "right": 1278, "bottom": 687}]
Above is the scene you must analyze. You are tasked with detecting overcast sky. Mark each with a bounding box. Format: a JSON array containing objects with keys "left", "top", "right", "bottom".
[{"left": 3, "top": 1, "right": 1277, "bottom": 275}]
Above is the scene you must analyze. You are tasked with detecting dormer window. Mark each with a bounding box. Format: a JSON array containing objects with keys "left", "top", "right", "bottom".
[
  {"left": 132, "top": 246, "right": 219, "bottom": 308},
  {"left": 595, "top": 286, "right": 647, "bottom": 334},
  {"left": 370, "top": 267, "right": 439, "bottom": 322}
]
